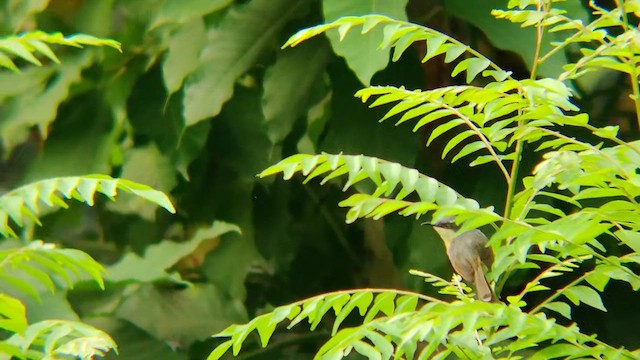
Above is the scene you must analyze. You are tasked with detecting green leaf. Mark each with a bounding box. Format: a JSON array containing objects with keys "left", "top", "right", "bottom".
[
  {"left": 442, "top": 130, "right": 475, "bottom": 158},
  {"left": 364, "top": 292, "right": 396, "bottom": 323},
  {"left": 395, "top": 295, "right": 418, "bottom": 313},
  {"left": 207, "top": 339, "right": 233, "bottom": 360},
  {"left": 592, "top": 125, "right": 619, "bottom": 139},
  {"left": 7, "top": 319, "right": 117, "bottom": 359},
  {"left": 530, "top": 343, "right": 583, "bottom": 359},
  {"left": 0, "top": 53, "right": 93, "bottom": 152},
  {"left": 614, "top": 229, "right": 640, "bottom": 252},
  {"left": 0, "top": 30, "right": 120, "bottom": 72},
  {"left": 445, "top": 0, "right": 588, "bottom": 77},
  {"left": 107, "top": 221, "right": 239, "bottom": 283},
  {"left": 183, "top": 0, "right": 302, "bottom": 125},
  {"left": 153, "top": 0, "right": 233, "bottom": 27},
  {"left": 107, "top": 144, "right": 177, "bottom": 220},
  {"left": 564, "top": 285, "right": 607, "bottom": 312},
  {"left": 162, "top": 18, "right": 207, "bottom": 95},
  {"left": 0, "top": 294, "right": 28, "bottom": 333},
  {"left": 427, "top": 119, "right": 465, "bottom": 146},
  {"left": 415, "top": 109, "right": 453, "bottom": 131},
  {"left": 451, "top": 141, "right": 486, "bottom": 163},
  {"left": 353, "top": 340, "right": 382, "bottom": 360},
  {"left": 263, "top": 39, "right": 331, "bottom": 145},
  {"left": 116, "top": 283, "right": 247, "bottom": 346},
  {"left": 0, "top": 175, "right": 175, "bottom": 237},
  {"left": 450, "top": 58, "right": 491, "bottom": 83},
  {"left": 333, "top": 291, "right": 374, "bottom": 335},
  {"left": 323, "top": 0, "right": 409, "bottom": 85}
]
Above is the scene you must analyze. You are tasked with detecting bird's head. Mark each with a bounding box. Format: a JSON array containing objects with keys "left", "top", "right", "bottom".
[{"left": 423, "top": 216, "right": 460, "bottom": 248}]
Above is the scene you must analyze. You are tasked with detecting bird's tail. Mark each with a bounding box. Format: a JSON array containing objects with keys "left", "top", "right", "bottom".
[{"left": 473, "top": 263, "right": 493, "bottom": 302}]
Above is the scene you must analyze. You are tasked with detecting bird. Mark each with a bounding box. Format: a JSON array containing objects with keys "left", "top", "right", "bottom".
[{"left": 430, "top": 216, "right": 495, "bottom": 302}]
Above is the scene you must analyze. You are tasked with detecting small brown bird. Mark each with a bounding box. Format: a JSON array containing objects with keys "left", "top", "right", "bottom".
[{"left": 431, "top": 216, "right": 495, "bottom": 302}]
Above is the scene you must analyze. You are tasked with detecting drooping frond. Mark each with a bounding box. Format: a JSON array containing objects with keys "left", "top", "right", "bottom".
[
  {"left": 207, "top": 289, "right": 633, "bottom": 360},
  {"left": 283, "top": 15, "right": 512, "bottom": 83},
  {"left": 4, "top": 319, "right": 117, "bottom": 359},
  {"left": 0, "top": 175, "right": 176, "bottom": 238},
  {"left": 0, "top": 31, "right": 121, "bottom": 72},
  {"left": 259, "top": 153, "right": 501, "bottom": 225},
  {"left": 0, "top": 240, "right": 106, "bottom": 300}
]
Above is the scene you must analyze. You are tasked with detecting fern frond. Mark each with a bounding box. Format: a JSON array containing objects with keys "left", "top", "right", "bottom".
[
  {"left": 410, "top": 270, "right": 474, "bottom": 300},
  {"left": 355, "top": 78, "right": 585, "bottom": 179},
  {"left": 560, "top": 33, "right": 639, "bottom": 80},
  {"left": 259, "top": 153, "right": 500, "bottom": 224},
  {"left": 208, "top": 289, "right": 435, "bottom": 359},
  {"left": 5, "top": 319, "right": 117, "bottom": 359},
  {"left": 283, "top": 15, "right": 512, "bottom": 83},
  {"left": 209, "top": 292, "right": 633, "bottom": 360},
  {"left": 0, "top": 240, "right": 106, "bottom": 300},
  {"left": 357, "top": 85, "right": 518, "bottom": 179},
  {"left": 0, "top": 31, "right": 121, "bottom": 72},
  {"left": 492, "top": 8, "right": 570, "bottom": 29},
  {"left": 0, "top": 175, "right": 175, "bottom": 238}
]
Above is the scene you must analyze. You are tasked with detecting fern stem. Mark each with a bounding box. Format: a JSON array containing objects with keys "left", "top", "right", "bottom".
[
  {"left": 583, "top": 123, "right": 640, "bottom": 155},
  {"left": 529, "top": 1, "right": 548, "bottom": 80},
  {"left": 537, "top": 19, "right": 596, "bottom": 65},
  {"left": 529, "top": 270, "right": 591, "bottom": 315},
  {"left": 517, "top": 256, "right": 589, "bottom": 301},
  {"left": 503, "top": 139, "right": 522, "bottom": 220},
  {"left": 506, "top": 1, "right": 549, "bottom": 220}
]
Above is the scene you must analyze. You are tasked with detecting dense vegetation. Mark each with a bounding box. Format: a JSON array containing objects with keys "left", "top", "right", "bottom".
[{"left": 1, "top": 0, "right": 639, "bottom": 359}]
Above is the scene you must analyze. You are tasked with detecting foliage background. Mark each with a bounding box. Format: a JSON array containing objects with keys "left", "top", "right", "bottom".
[{"left": 1, "top": 0, "right": 638, "bottom": 358}]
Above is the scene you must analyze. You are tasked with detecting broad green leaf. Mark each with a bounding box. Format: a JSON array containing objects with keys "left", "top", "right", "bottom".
[
  {"left": 162, "top": 18, "right": 207, "bottom": 95},
  {"left": 323, "top": 0, "right": 409, "bottom": 85},
  {"left": 152, "top": 0, "right": 233, "bottom": 27},
  {"left": 0, "top": 53, "right": 93, "bottom": 152},
  {"left": 183, "top": 0, "right": 301, "bottom": 125},
  {"left": 175, "top": 121, "right": 212, "bottom": 180},
  {"left": 107, "top": 221, "right": 239, "bottom": 283},
  {"left": 116, "top": 283, "right": 247, "bottom": 346},
  {"left": 263, "top": 39, "right": 331, "bottom": 145},
  {"left": 1, "top": 0, "right": 48, "bottom": 32}
]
